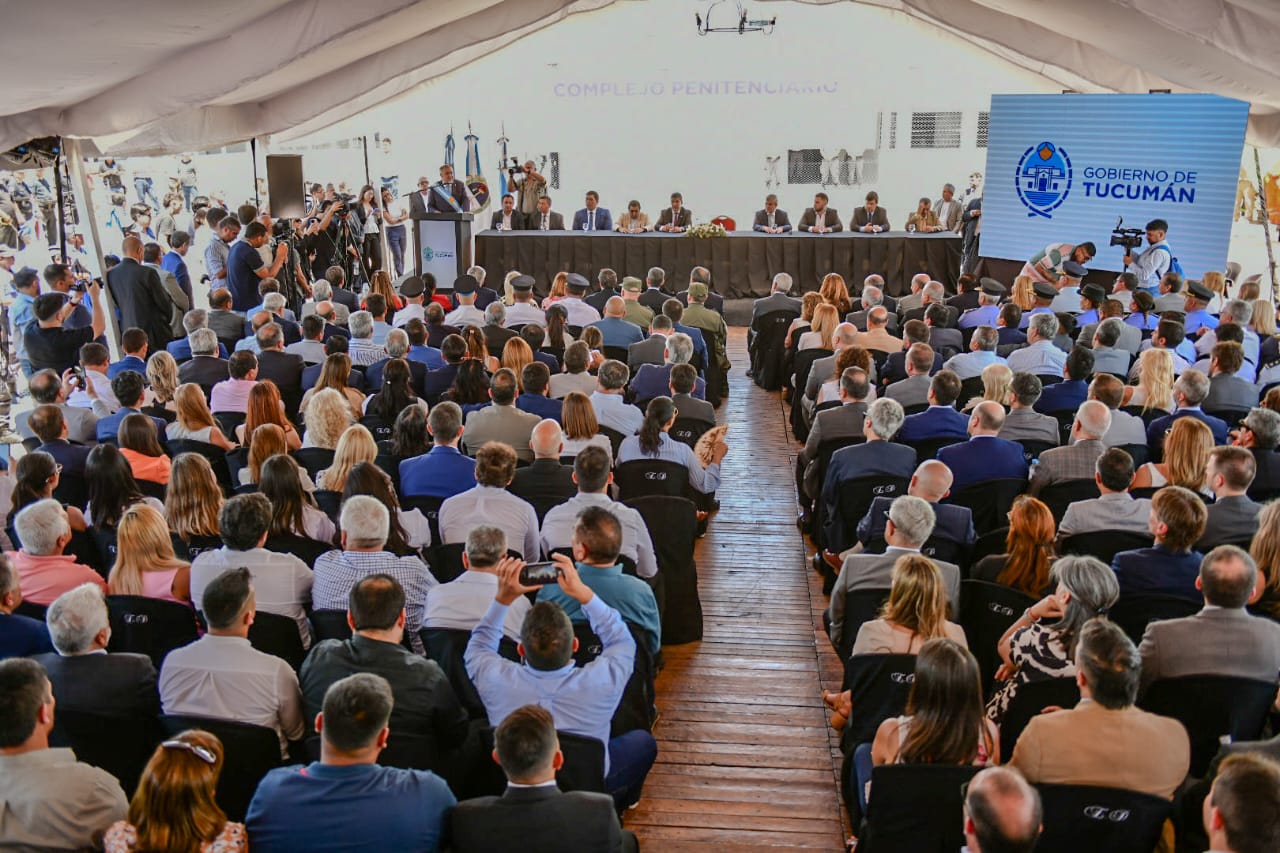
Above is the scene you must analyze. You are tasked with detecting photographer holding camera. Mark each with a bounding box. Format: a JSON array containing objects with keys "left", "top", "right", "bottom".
[
  {"left": 513, "top": 160, "right": 547, "bottom": 225},
  {"left": 1123, "top": 218, "right": 1176, "bottom": 294}
]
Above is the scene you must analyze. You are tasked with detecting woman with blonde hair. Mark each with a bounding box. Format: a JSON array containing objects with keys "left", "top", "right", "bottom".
[
  {"left": 165, "top": 453, "right": 223, "bottom": 559},
  {"left": 302, "top": 387, "right": 355, "bottom": 450},
  {"left": 1248, "top": 500, "right": 1280, "bottom": 618},
  {"left": 964, "top": 362, "right": 1013, "bottom": 412},
  {"left": 501, "top": 337, "right": 535, "bottom": 390},
  {"left": 461, "top": 325, "right": 500, "bottom": 372},
  {"left": 103, "top": 729, "right": 247, "bottom": 853},
  {"left": 166, "top": 384, "right": 235, "bottom": 450},
  {"left": 1131, "top": 416, "right": 1213, "bottom": 493},
  {"left": 236, "top": 381, "right": 301, "bottom": 450},
  {"left": 1010, "top": 275, "right": 1036, "bottom": 311},
  {"left": 819, "top": 272, "right": 852, "bottom": 315},
  {"left": 560, "top": 391, "right": 612, "bottom": 456},
  {"left": 972, "top": 496, "right": 1056, "bottom": 596},
  {"left": 798, "top": 303, "right": 839, "bottom": 352},
  {"left": 315, "top": 424, "right": 378, "bottom": 491},
  {"left": 1122, "top": 347, "right": 1175, "bottom": 412},
  {"left": 108, "top": 503, "right": 191, "bottom": 605},
  {"left": 541, "top": 271, "right": 568, "bottom": 309},
  {"left": 144, "top": 351, "right": 180, "bottom": 419},
  {"left": 1252, "top": 300, "right": 1279, "bottom": 365},
  {"left": 1203, "top": 270, "right": 1227, "bottom": 313},
  {"left": 502, "top": 269, "right": 521, "bottom": 305},
  {"left": 786, "top": 291, "right": 823, "bottom": 348},
  {"left": 300, "top": 353, "right": 364, "bottom": 418}
]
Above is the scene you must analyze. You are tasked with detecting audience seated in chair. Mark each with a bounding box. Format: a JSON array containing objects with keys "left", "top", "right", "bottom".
[
  {"left": 440, "top": 441, "right": 539, "bottom": 560},
  {"left": 1233, "top": 406, "right": 1280, "bottom": 500},
  {"left": 399, "top": 401, "right": 477, "bottom": 500},
  {"left": 0, "top": 553, "right": 54, "bottom": 659},
  {"left": 466, "top": 555, "right": 658, "bottom": 810},
  {"left": 998, "top": 373, "right": 1060, "bottom": 446},
  {"left": 846, "top": 459, "right": 976, "bottom": 560},
  {"left": 820, "top": 398, "right": 916, "bottom": 547},
  {"left": 1146, "top": 369, "right": 1230, "bottom": 457},
  {"left": 962, "top": 766, "right": 1043, "bottom": 853},
  {"left": 943, "top": 325, "right": 1006, "bottom": 381},
  {"left": 938, "top": 401, "right": 1029, "bottom": 490},
  {"left": 1200, "top": 752, "right": 1280, "bottom": 853},
  {"left": 884, "top": 343, "right": 936, "bottom": 410},
  {"left": 898, "top": 370, "right": 968, "bottom": 442},
  {"left": 0, "top": 658, "right": 129, "bottom": 849},
  {"left": 1028, "top": 400, "right": 1110, "bottom": 496},
  {"left": 246, "top": 672, "right": 455, "bottom": 850},
  {"left": 1197, "top": 446, "right": 1262, "bottom": 550},
  {"left": 12, "top": 498, "right": 104, "bottom": 606},
  {"left": 426, "top": 525, "right": 532, "bottom": 641},
  {"left": 971, "top": 496, "right": 1056, "bottom": 597},
  {"left": 1087, "top": 373, "right": 1148, "bottom": 448},
  {"left": 160, "top": 567, "right": 306, "bottom": 759},
  {"left": 617, "top": 397, "right": 726, "bottom": 496},
  {"left": 1111, "top": 486, "right": 1206, "bottom": 601},
  {"left": 1032, "top": 346, "right": 1092, "bottom": 414},
  {"left": 1056, "top": 447, "right": 1153, "bottom": 539},
  {"left": 508, "top": 419, "right": 577, "bottom": 520}
]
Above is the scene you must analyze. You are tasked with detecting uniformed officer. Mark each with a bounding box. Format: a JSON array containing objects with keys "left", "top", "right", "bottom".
[
  {"left": 1076, "top": 282, "right": 1107, "bottom": 328},
  {"left": 1050, "top": 260, "right": 1089, "bottom": 313},
  {"left": 1182, "top": 279, "right": 1221, "bottom": 337},
  {"left": 958, "top": 278, "right": 1006, "bottom": 329},
  {"left": 1020, "top": 280, "right": 1059, "bottom": 329}
]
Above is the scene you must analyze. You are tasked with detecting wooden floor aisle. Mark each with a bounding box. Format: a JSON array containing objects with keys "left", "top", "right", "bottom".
[{"left": 629, "top": 327, "right": 848, "bottom": 851}]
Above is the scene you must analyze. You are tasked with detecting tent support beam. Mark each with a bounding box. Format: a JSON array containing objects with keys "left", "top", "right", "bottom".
[
  {"left": 1253, "top": 147, "right": 1278, "bottom": 302},
  {"left": 65, "top": 138, "right": 122, "bottom": 356}
]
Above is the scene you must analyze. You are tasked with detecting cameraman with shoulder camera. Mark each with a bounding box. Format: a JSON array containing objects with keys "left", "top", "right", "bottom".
[
  {"left": 1123, "top": 218, "right": 1174, "bottom": 295},
  {"left": 303, "top": 183, "right": 345, "bottom": 281}
]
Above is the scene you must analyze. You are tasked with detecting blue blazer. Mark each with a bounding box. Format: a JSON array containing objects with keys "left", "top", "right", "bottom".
[
  {"left": 517, "top": 393, "right": 564, "bottom": 423},
  {"left": 589, "top": 317, "right": 645, "bottom": 349},
  {"left": 107, "top": 355, "right": 147, "bottom": 380},
  {"left": 1147, "top": 409, "right": 1229, "bottom": 451},
  {"left": 821, "top": 442, "right": 918, "bottom": 551},
  {"left": 96, "top": 408, "right": 168, "bottom": 444},
  {"left": 406, "top": 345, "right": 445, "bottom": 371},
  {"left": 571, "top": 207, "right": 613, "bottom": 232},
  {"left": 1034, "top": 379, "right": 1088, "bottom": 414},
  {"left": 937, "top": 436, "right": 1028, "bottom": 490},
  {"left": 856, "top": 496, "right": 976, "bottom": 548},
  {"left": 898, "top": 406, "right": 969, "bottom": 442},
  {"left": 36, "top": 440, "right": 92, "bottom": 477},
  {"left": 165, "top": 338, "right": 229, "bottom": 362},
  {"left": 630, "top": 364, "right": 705, "bottom": 403},
  {"left": 1111, "top": 545, "right": 1203, "bottom": 601}
]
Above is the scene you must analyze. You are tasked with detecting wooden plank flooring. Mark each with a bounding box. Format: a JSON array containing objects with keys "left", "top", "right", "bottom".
[{"left": 629, "top": 327, "right": 848, "bottom": 851}]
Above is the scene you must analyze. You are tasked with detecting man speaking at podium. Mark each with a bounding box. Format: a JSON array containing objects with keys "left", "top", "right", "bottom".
[{"left": 410, "top": 164, "right": 472, "bottom": 217}]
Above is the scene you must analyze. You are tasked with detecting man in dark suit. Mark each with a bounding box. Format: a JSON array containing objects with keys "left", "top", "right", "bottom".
[
  {"left": 490, "top": 193, "right": 520, "bottom": 231},
  {"left": 924, "top": 304, "right": 963, "bottom": 357},
  {"left": 106, "top": 235, "right": 174, "bottom": 352},
  {"left": 670, "top": 364, "right": 714, "bottom": 423},
  {"left": 879, "top": 320, "right": 941, "bottom": 388},
  {"left": 627, "top": 319, "right": 668, "bottom": 374},
  {"left": 1035, "top": 346, "right": 1094, "bottom": 414},
  {"left": 655, "top": 192, "right": 692, "bottom": 233},
  {"left": 417, "top": 165, "right": 471, "bottom": 214},
  {"left": 937, "top": 401, "right": 1029, "bottom": 490},
  {"left": 1197, "top": 447, "right": 1262, "bottom": 550},
  {"left": 851, "top": 190, "right": 890, "bottom": 232},
  {"left": 524, "top": 196, "right": 564, "bottom": 231},
  {"left": 28, "top": 406, "right": 92, "bottom": 477},
  {"left": 584, "top": 269, "right": 620, "bottom": 316},
  {"left": 637, "top": 267, "right": 672, "bottom": 314},
  {"left": 1232, "top": 407, "right": 1280, "bottom": 500},
  {"left": 450, "top": 704, "right": 636, "bottom": 853},
  {"left": 897, "top": 370, "right": 968, "bottom": 442},
  {"left": 423, "top": 334, "right": 468, "bottom": 403},
  {"left": 820, "top": 398, "right": 917, "bottom": 551},
  {"left": 946, "top": 274, "right": 982, "bottom": 313},
  {"left": 254, "top": 323, "right": 306, "bottom": 417},
  {"left": 206, "top": 288, "right": 246, "bottom": 349},
  {"left": 1204, "top": 342, "right": 1259, "bottom": 413},
  {"left": 799, "top": 366, "right": 871, "bottom": 499},
  {"left": 797, "top": 192, "right": 842, "bottom": 233},
  {"left": 902, "top": 281, "right": 959, "bottom": 328},
  {"left": 677, "top": 267, "right": 724, "bottom": 315},
  {"left": 853, "top": 459, "right": 976, "bottom": 554},
  {"left": 482, "top": 303, "right": 519, "bottom": 355},
  {"left": 178, "top": 328, "right": 230, "bottom": 397},
  {"left": 752, "top": 194, "right": 792, "bottom": 233},
  {"left": 33, "top": 584, "right": 160, "bottom": 719},
  {"left": 1147, "top": 370, "right": 1230, "bottom": 460},
  {"left": 516, "top": 363, "right": 564, "bottom": 423},
  {"left": 846, "top": 282, "right": 898, "bottom": 333},
  {"left": 508, "top": 420, "right": 577, "bottom": 519},
  {"left": 364, "top": 330, "right": 428, "bottom": 398},
  {"left": 570, "top": 191, "right": 612, "bottom": 232},
  {"left": 1112, "top": 486, "right": 1206, "bottom": 601}
]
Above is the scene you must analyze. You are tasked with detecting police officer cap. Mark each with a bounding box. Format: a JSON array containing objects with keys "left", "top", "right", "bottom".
[
  {"left": 1061, "top": 260, "right": 1088, "bottom": 279},
  {"left": 565, "top": 273, "right": 590, "bottom": 292},
  {"left": 453, "top": 274, "right": 478, "bottom": 294},
  {"left": 1032, "top": 280, "right": 1058, "bottom": 300},
  {"left": 511, "top": 275, "right": 535, "bottom": 292},
  {"left": 398, "top": 275, "right": 425, "bottom": 297},
  {"left": 1080, "top": 283, "right": 1107, "bottom": 303},
  {"left": 979, "top": 277, "right": 1006, "bottom": 296},
  {"left": 621, "top": 276, "right": 643, "bottom": 293},
  {"left": 1186, "top": 279, "right": 1213, "bottom": 302}
]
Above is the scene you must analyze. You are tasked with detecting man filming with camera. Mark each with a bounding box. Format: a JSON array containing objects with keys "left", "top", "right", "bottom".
[
  {"left": 514, "top": 160, "right": 547, "bottom": 225},
  {"left": 1123, "top": 218, "right": 1175, "bottom": 295}
]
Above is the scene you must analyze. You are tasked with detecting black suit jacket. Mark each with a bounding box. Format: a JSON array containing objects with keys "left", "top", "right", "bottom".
[
  {"left": 423, "top": 180, "right": 471, "bottom": 213},
  {"left": 331, "top": 287, "right": 359, "bottom": 313},
  {"left": 509, "top": 459, "right": 577, "bottom": 510},
  {"left": 798, "top": 208, "right": 843, "bottom": 232},
  {"left": 656, "top": 207, "right": 692, "bottom": 229},
  {"left": 490, "top": 210, "right": 522, "bottom": 230},
  {"left": 879, "top": 350, "right": 943, "bottom": 386},
  {"left": 585, "top": 288, "right": 620, "bottom": 315},
  {"left": 33, "top": 651, "right": 160, "bottom": 719},
  {"left": 637, "top": 288, "right": 671, "bottom": 314},
  {"left": 523, "top": 211, "right": 565, "bottom": 231},
  {"left": 256, "top": 349, "right": 307, "bottom": 415},
  {"left": 753, "top": 209, "right": 792, "bottom": 232},
  {"left": 425, "top": 322, "right": 462, "bottom": 349},
  {"left": 423, "top": 362, "right": 461, "bottom": 403},
  {"left": 178, "top": 355, "right": 229, "bottom": 396},
  {"left": 851, "top": 206, "right": 891, "bottom": 232},
  {"left": 902, "top": 303, "right": 960, "bottom": 329},
  {"left": 244, "top": 315, "right": 302, "bottom": 345},
  {"left": 301, "top": 363, "right": 366, "bottom": 393},
  {"left": 37, "top": 439, "right": 92, "bottom": 477},
  {"left": 364, "top": 357, "right": 428, "bottom": 397},
  {"left": 483, "top": 324, "right": 519, "bottom": 357},
  {"left": 450, "top": 785, "right": 626, "bottom": 853},
  {"left": 106, "top": 257, "right": 174, "bottom": 350}
]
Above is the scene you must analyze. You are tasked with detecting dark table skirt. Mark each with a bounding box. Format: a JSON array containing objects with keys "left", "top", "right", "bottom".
[{"left": 475, "top": 231, "right": 961, "bottom": 299}]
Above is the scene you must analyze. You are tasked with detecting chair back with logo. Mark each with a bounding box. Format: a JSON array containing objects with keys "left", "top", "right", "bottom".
[
  {"left": 166, "top": 438, "right": 233, "bottom": 494},
  {"left": 946, "top": 478, "right": 1026, "bottom": 535},
  {"left": 1034, "top": 784, "right": 1172, "bottom": 853},
  {"left": 958, "top": 580, "right": 1037, "bottom": 693},
  {"left": 859, "top": 764, "right": 981, "bottom": 853},
  {"left": 836, "top": 588, "right": 891, "bottom": 663},
  {"left": 670, "top": 417, "right": 715, "bottom": 448},
  {"left": 999, "top": 677, "right": 1081, "bottom": 758},
  {"left": 1140, "top": 675, "right": 1279, "bottom": 777},
  {"left": 614, "top": 459, "right": 690, "bottom": 501},
  {"left": 840, "top": 653, "right": 917, "bottom": 752},
  {"left": 752, "top": 309, "right": 800, "bottom": 390},
  {"left": 627, "top": 495, "right": 702, "bottom": 644},
  {"left": 826, "top": 475, "right": 910, "bottom": 554},
  {"left": 106, "top": 595, "right": 200, "bottom": 668}
]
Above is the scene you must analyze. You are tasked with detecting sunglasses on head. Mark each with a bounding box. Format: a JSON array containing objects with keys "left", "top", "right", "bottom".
[{"left": 161, "top": 739, "right": 216, "bottom": 764}]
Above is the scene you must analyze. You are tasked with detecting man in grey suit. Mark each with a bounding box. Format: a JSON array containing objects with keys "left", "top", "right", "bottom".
[
  {"left": 1197, "top": 447, "right": 1263, "bottom": 551},
  {"left": 805, "top": 323, "right": 862, "bottom": 403},
  {"left": 750, "top": 273, "right": 802, "bottom": 321},
  {"left": 1204, "top": 342, "right": 1259, "bottom": 413},
  {"left": 462, "top": 369, "right": 542, "bottom": 463},
  {"left": 1056, "top": 447, "right": 1153, "bottom": 540},
  {"left": 1028, "top": 400, "right": 1110, "bottom": 495},
  {"left": 1138, "top": 545, "right": 1280, "bottom": 694},
  {"left": 846, "top": 283, "right": 899, "bottom": 333},
  {"left": 798, "top": 192, "right": 842, "bottom": 233},
  {"left": 627, "top": 315, "right": 670, "bottom": 374},
  {"left": 670, "top": 364, "right": 715, "bottom": 423},
  {"left": 1153, "top": 272, "right": 1187, "bottom": 315},
  {"left": 799, "top": 366, "right": 870, "bottom": 495},
  {"left": 16, "top": 369, "right": 105, "bottom": 445},
  {"left": 752, "top": 194, "right": 792, "bottom": 233},
  {"left": 1078, "top": 300, "right": 1141, "bottom": 357},
  {"left": 925, "top": 304, "right": 963, "bottom": 356},
  {"left": 828, "top": 495, "right": 960, "bottom": 650},
  {"left": 884, "top": 343, "right": 935, "bottom": 409},
  {"left": 851, "top": 190, "right": 891, "bottom": 232},
  {"left": 1089, "top": 318, "right": 1133, "bottom": 377},
  {"left": 998, "top": 373, "right": 1061, "bottom": 446},
  {"left": 1088, "top": 375, "right": 1148, "bottom": 448}
]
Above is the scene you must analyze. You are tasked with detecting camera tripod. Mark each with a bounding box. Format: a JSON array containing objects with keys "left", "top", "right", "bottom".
[{"left": 331, "top": 213, "right": 369, "bottom": 291}]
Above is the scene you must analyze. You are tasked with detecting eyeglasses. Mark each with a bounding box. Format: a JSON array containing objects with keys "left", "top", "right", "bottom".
[{"left": 161, "top": 739, "right": 216, "bottom": 764}]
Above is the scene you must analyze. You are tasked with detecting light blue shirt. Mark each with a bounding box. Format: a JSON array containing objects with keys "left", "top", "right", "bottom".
[
  {"left": 957, "top": 304, "right": 999, "bottom": 330},
  {"left": 465, "top": 594, "right": 634, "bottom": 771},
  {"left": 616, "top": 431, "right": 721, "bottom": 494},
  {"left": 10, "top": 291, "right": 36, "bottom": 360},
  {"left": 942, "top": 349, "right": 1004, "bottom": 380},
  {"left": 1125, "top": 242, "right": 1171, "bottom": 291},
  {"left": 589, "top": 391, "right": 644, "bottom": 436},
  {"left": 1006, "top": 340, "right": 1067, "bottom": 376},
  {"left": 371, "top": 320, "right": 392, "bottom": 346}
]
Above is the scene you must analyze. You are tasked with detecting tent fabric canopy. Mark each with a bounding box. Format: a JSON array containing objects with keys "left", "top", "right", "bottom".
[
  {"left": 787, "top": 0, "right": 1280, "bottom": 146},
  {"left": 5, "top": 0, "right": 1280, "bottom": 155}
]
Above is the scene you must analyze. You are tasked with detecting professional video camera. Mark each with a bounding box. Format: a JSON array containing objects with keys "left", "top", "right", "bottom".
[
  {"left": 504, "top": 157, "right": 526, "bottom": 189},
  {"left": 1109, "top": 215, "right": 1145, "bottom": 251},
  {"left": 271, "top": 217, "right": 294, "bottom": 239}
]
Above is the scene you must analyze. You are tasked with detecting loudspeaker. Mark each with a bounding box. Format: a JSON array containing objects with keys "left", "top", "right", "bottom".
[{"left": 265, "top": 155, "right": 305, "bottom": 219}]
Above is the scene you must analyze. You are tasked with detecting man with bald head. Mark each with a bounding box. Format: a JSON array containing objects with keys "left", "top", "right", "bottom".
[
  {"left": 105, "top": 234, "right": 175, "bottom": 351},
  {"left": 508, "top": 419, "right": 577, "bottom": 522},
  {"left": 1027, "top": 399, "right": 1111, "bottom": 495},
  {"left": 963, "top": 767, "right": 1042, "bottom": 853},
  {"left": 938, "top": 401, "right": 1029, "bottom": 490},
  {"left": 851, "top": 459, "right": 976, "bottom": 555},
  {"left": 588, "top": 296, "right": 645, "bottom": 349},
  {"left": 805, "top": 323, "right": 863, "bottom": 402},
  {"left": 859, "top": 307, "right": 902, "bottom": 355}
]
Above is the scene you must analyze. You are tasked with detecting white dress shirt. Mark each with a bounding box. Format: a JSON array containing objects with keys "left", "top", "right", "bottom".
[
  {"left": 504, "top": 302, "right": 547, "bottom": 327},
  {"left": 159, "top": 634, "right": 305, "bottom": 757},
  {"left": 438, "top": 484, "right": 540, "bottom": 560},
  {"left": 391, "top": 302, "right": 425, "bottom": 328},
  {"left": 556, "top": 297, "right": 602, "bottom": 327},
  {"left": 540, "top": 492, "right": 658, "bottom": 578},
  {"left": 424, "top": 570, "right": 531, "bottom": 641},
  {"left": 190, "top": 547, "right": 314, "bottom": 647},
  {"left": 67, "top": 369, "right": 121, "bottom": 412},
  {"left": 444, "top": 304, "right": 486, "bottom": 328}
]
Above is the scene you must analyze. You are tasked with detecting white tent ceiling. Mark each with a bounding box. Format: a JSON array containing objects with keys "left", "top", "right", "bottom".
[{"left": 4, "top": 0, "right": 1280, "bottom": 155}]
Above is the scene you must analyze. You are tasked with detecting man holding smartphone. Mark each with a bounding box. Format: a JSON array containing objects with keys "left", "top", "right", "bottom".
[{"left": 24, "top": 279, "right": 106, "bottom": 374}]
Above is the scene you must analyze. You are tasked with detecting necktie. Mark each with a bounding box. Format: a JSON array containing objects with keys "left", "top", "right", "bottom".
[
  {"left": 542, "top": 214, "right": 548, "bottom": 230},
  {"left": 589, "top": 211, "right": 595, "bottom": 230},
  {"left": 769, "top": 212, "right": 774, "bottom": 227}
]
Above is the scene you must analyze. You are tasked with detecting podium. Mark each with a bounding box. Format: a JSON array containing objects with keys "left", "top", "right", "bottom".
[{"left": 413, "top": 212, "right": 473, "bottom": 283}]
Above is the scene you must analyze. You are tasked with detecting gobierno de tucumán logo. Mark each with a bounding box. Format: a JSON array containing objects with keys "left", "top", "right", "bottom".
[{"left": 1015, "top": 141, "right": 1073, "bottom": 219}]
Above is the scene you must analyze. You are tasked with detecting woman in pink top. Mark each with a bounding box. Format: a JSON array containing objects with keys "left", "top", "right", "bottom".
[
  {"left": 107, "top": 504, "right": 191, "bottom": 605},
  {"left": 118, "top": 413, "right": 172, "bottom": 486}
]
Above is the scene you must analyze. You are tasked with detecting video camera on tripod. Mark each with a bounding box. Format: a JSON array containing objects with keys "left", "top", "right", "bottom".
[{"left": 1109, "top": 215, "right": 1145, "bottom": 251}]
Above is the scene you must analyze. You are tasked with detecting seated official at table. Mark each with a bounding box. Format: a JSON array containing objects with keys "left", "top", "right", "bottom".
[
  {"left": 852, "top": 190, "right": 890, "bottom": 233},
  {"left": 525, "top": 196, "right": 564, "bottom": 232},
  {"left": 571, "top": 191, "right": 612, "bottom": 232},
  {"left": 490, "top": 193, "right": 520, "bottom": 231},
  {"left": 614, "top": 200, "right": 651, "bottom": 233},
  {"left": 753, "top": 194, "right": 792, "bottom": 233},
  {"left": 798, "top": 193, "right": 841, "bottom": 233},
  {"left": 903, "top": 197, "right": 943, "bottom": 233},
  {"left": 656, "top": 192, "right": 692, "bottom": 233}
]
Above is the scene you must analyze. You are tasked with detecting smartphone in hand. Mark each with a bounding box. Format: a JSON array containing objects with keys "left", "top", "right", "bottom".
[{"left": 518, "top": 561, "right": 560, "bottom": 586}]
